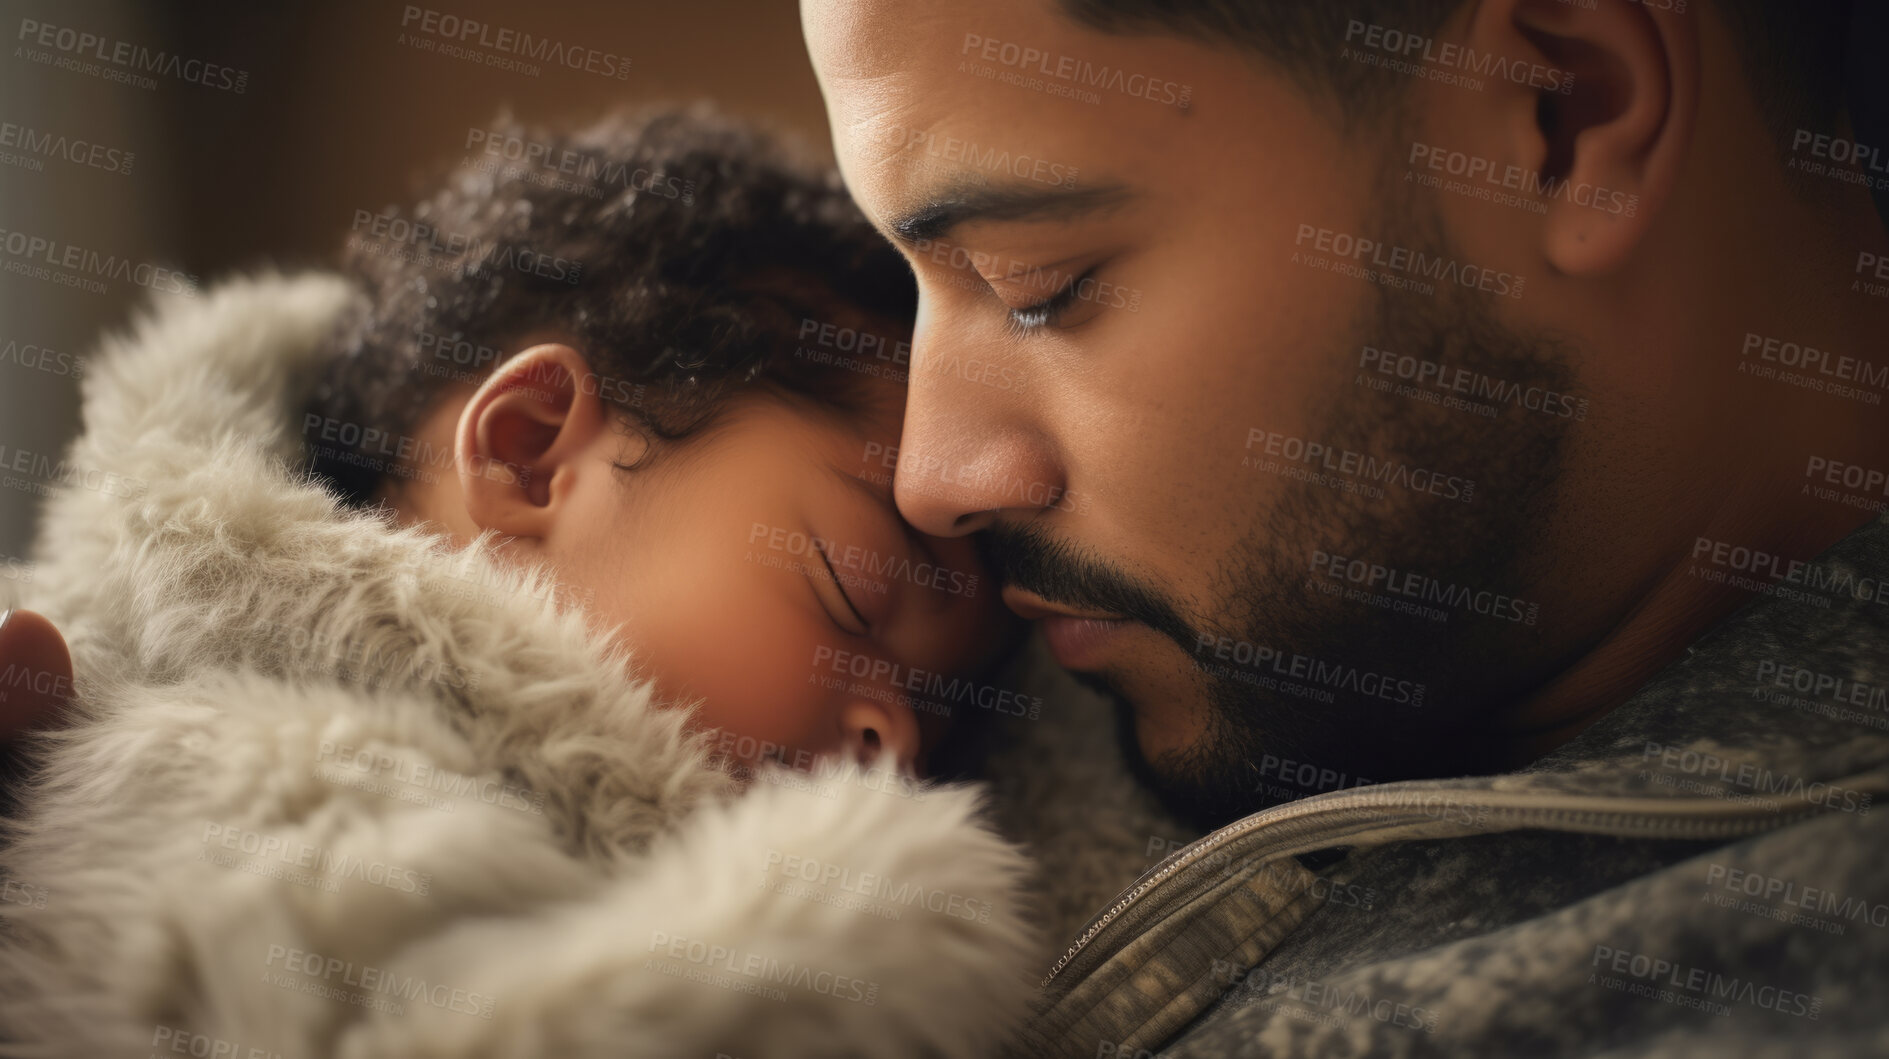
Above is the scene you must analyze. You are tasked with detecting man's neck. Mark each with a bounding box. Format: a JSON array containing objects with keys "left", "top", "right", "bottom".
[{"left": 1485, "top": 194, "right": 1889, "bottom": 770}]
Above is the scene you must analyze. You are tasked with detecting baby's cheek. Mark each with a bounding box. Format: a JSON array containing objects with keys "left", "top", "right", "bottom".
[
  {"left": 665, "top": 618, "right": 843, "bottom": 763},
  {"left": 912, "top": 587, "right": 1023, "bottom": 682}
]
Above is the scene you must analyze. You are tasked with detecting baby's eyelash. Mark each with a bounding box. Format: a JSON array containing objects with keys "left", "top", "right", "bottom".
[{"left": 815, "top": 542, "right": 870, "bottom": 632}]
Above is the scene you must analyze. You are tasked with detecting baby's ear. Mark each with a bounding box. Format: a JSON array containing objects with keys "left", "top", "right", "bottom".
[{"left": 455, "top": 343, "right": 609, "bottom": 538}]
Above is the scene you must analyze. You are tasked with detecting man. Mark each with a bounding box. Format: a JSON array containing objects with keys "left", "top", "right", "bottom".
[{"left": 804, "top": 0, "right": 1889, "bottom": 1054}]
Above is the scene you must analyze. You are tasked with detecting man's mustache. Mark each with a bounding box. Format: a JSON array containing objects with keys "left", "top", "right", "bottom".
[{"left": 976, "top": 521, "right": 1197, "bottom": 650}]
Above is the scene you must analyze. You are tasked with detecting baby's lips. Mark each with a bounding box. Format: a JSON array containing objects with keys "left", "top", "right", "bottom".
[{"left": 0, "top": 609, "right": 74, "bottom": 741}]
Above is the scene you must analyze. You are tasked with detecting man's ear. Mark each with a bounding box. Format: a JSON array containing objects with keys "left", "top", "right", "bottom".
[
  {"left": 1456, "top": 0, "right": 1699, "bottom": 275},
  {"left": 454, "top": 343, "right": 608, "bottom": 538}
]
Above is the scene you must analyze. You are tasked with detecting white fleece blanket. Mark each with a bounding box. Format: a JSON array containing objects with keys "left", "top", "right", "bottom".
[{"left": 0, "top": 273, "right": 1053, "bottom": 1059}]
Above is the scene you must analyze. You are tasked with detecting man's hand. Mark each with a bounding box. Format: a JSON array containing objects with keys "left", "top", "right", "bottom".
[{"left": 0, "top": 609, "right": 72, "bottom": 741}]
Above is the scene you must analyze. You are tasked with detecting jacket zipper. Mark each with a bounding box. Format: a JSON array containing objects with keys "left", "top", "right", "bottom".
[{"left": 1040, "top": 773, "right": 1889, "bottom": 991}]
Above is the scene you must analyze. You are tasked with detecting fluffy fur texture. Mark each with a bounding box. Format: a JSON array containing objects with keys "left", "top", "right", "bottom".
[{"left": 0, "top": 273, "right": 1044, "bottom": 1058}]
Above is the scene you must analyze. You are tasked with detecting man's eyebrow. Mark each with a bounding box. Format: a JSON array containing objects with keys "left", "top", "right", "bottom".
[{"left": 888, "top": 181, "right": 1134, "bottom": 246}]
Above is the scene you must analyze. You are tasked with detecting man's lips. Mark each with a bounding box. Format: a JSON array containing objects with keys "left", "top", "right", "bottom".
[
  {"left": 999, "top": 586, "right": 1124, "bottom": 623},
  {"left": 1001, "top": 587, "right": 1133, "bottom": 671}
]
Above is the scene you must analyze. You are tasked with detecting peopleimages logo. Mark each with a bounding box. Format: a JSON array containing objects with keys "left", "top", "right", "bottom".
[
  {"left": 1342, "top": 19, "right": 1573, "bottom": 94},
  {"left": 1194, "top": 635, "right": 1427, "bottom": 707},
  {"left": 1801, "top": 454, "right": 1889, "bottom": 515},
  {"left": 1783, "top": 131, "right": 1889, "bottom": 180},
  {"left": 1688, "top": 536, "right": 1889, "bottom": 606},
  {"left": 863, "top": 441, "right": 1093, "bottom": 515},
  {"left": 0, "top": 227, "right": 198, "bottom": 297},
  {"left": 1244, "top": 428, "right": 1476, "bottom": 504},
  {"left": 1234, "top": 964, "right": 1440, "bottom": 1033},
  {"left": 854, "top": 121, "right": 1079, "bottom": 190},
  {"left": 0, "top": 555, "right": 34, "bottom": 585},
  {"left": 760, "top": 850, "right": 994, "bottom": 923},
  {"left": 749, "top": 522, "right": 979, "bottom": 599},
  {"left": 1753, "top": 659, "right": 1888, "bottom": 711},
  {"left": 1407, "top": 141, "right": 1637, "bottom": 217},
  {"left": 314, "top": 741, "right": 545, "bottom": 815},
  {"left": 461, "top": 128, "right": 695, "bottom": 203},
  {"left": 199, "top": 822, "right": 434, "bottom": 895},
  {"left": 0, "top": 338, "right": 84, "bottom": 379},
  {"left": 1358, "top": 344, "right": 1587, "bottom": 420},
  {"left": 1591, "top": 944, "right": 1821, "bottom": 1020},
  {"left": 264, "top": 944, "right": 496, "bottom": 1019},
  {"left": 1740, "top": 332, "right": 1887, "bottom": 406},
  {"left": 398, "top": 6, "right": 631, "bottom": 80},
  {"left": 1310, "top": 548, "right": 1540, "bottom": 625},
  {"left": 347, "top": 209, "right": 584, "bottom": 285},
  {"left": 1640, "top": 742, "right": 1873, "bottom": 815},
  {"left": 959, "top": 32, "right": 1191, "bottom": 109},
  {"left": 150, "top": 1026, "right": 282, "bottom": 1059},
  {"left": 647, "top": 931, "right": 880, "bottom": 1006},
  {"left": 302, "top": 411, "right": 528, "bottom": 490},
  {"left": 0, "top": 120, "right": 134, "bottom": 176},
  {"left": 0, "top": 877, "right": 47, "bottom": 909},
  {"left": 0, "top": 443, "right": 144, "bottom": 500},
  {"left": 15, "top": 18, "right": 249, "bottom": 93},
  {"left": 1704, "top": 863, "right": 1889, "bottom": 931},
  {"left": 1293, "top": 224, "right": 1524, "bottom": 299},
  {"left": 811, "top": 645, "right": 1044, "bottom": 722}
]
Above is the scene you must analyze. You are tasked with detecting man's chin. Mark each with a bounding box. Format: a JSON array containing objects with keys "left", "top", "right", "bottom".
[
  {"left": 1081, "top": 664, "right": 1401, "bottom": 831},
  {"left": 1125, "top": 750, "right": 1273, "bottom": 833},
  {"left": 1067, "top": 668, "right": 1275, "bottom": 831}
]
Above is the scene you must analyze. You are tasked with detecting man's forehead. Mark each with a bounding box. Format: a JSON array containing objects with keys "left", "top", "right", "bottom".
[
  {"left": 803, "top": 0, "right": 966, "bottom": 81},
  {"left": 809, "top": 0, "right": 1193, "bottom": 227}
]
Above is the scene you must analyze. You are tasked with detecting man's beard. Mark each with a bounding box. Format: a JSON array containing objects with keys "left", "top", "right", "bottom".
[{"left": 982, "top": 187, "right": 1577, "bottom": 832}]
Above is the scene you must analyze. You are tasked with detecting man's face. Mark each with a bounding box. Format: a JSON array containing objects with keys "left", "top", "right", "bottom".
[{"left": 804, "top": 0, "right": 1588, "bottom": 828}]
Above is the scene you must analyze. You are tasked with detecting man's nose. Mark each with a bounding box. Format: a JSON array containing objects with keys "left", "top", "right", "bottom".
[
  {"left": 894, "top": 338, "right": 1064, "bottom": 538},
  {"left": 837, "top": 697, "right": 921, "bottom": 774}
]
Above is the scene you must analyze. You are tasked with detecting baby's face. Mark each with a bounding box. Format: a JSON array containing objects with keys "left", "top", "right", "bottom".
[{"left": 537, "top": 381, "right": 1017, "bottom": 777}]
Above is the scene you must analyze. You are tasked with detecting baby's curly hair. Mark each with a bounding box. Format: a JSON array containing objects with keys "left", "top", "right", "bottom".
[{"left": 303, "top": 105, "right": 915, "bottom": 504}]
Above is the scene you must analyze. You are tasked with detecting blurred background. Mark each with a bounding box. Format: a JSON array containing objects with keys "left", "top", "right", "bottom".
[{"left": 0, "top": 0, "right": 834, "bottom": 559}]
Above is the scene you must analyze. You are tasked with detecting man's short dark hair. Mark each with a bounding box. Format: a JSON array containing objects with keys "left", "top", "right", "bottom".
[
  {"left": 304, "top": 105, "right": 914, "bottom": 504},
  {"left": 1054, "top": 0, "right": 1853, "bottom": 145}
]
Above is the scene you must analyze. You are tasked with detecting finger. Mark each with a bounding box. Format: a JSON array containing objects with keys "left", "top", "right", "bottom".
[{"left": 0, "top": 609, "right": 74, "bottom": 742}]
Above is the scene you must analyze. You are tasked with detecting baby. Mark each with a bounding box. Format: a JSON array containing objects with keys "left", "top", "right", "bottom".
[
  {"left": 308, "top": 109, "right": 1019, "bottom": 783},
  {"left": 0, "top": 108, "right": 1037, "bottom": 1058}
]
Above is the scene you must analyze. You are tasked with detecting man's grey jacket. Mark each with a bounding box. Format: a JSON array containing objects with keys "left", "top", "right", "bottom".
[{"left": 1011, "top": 513, "right": 1889, "bottom": 1058}]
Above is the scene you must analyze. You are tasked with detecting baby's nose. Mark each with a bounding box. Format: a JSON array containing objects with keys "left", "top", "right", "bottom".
[{"left": 837, "top": 696, "right": 921, "bottom": 774}]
